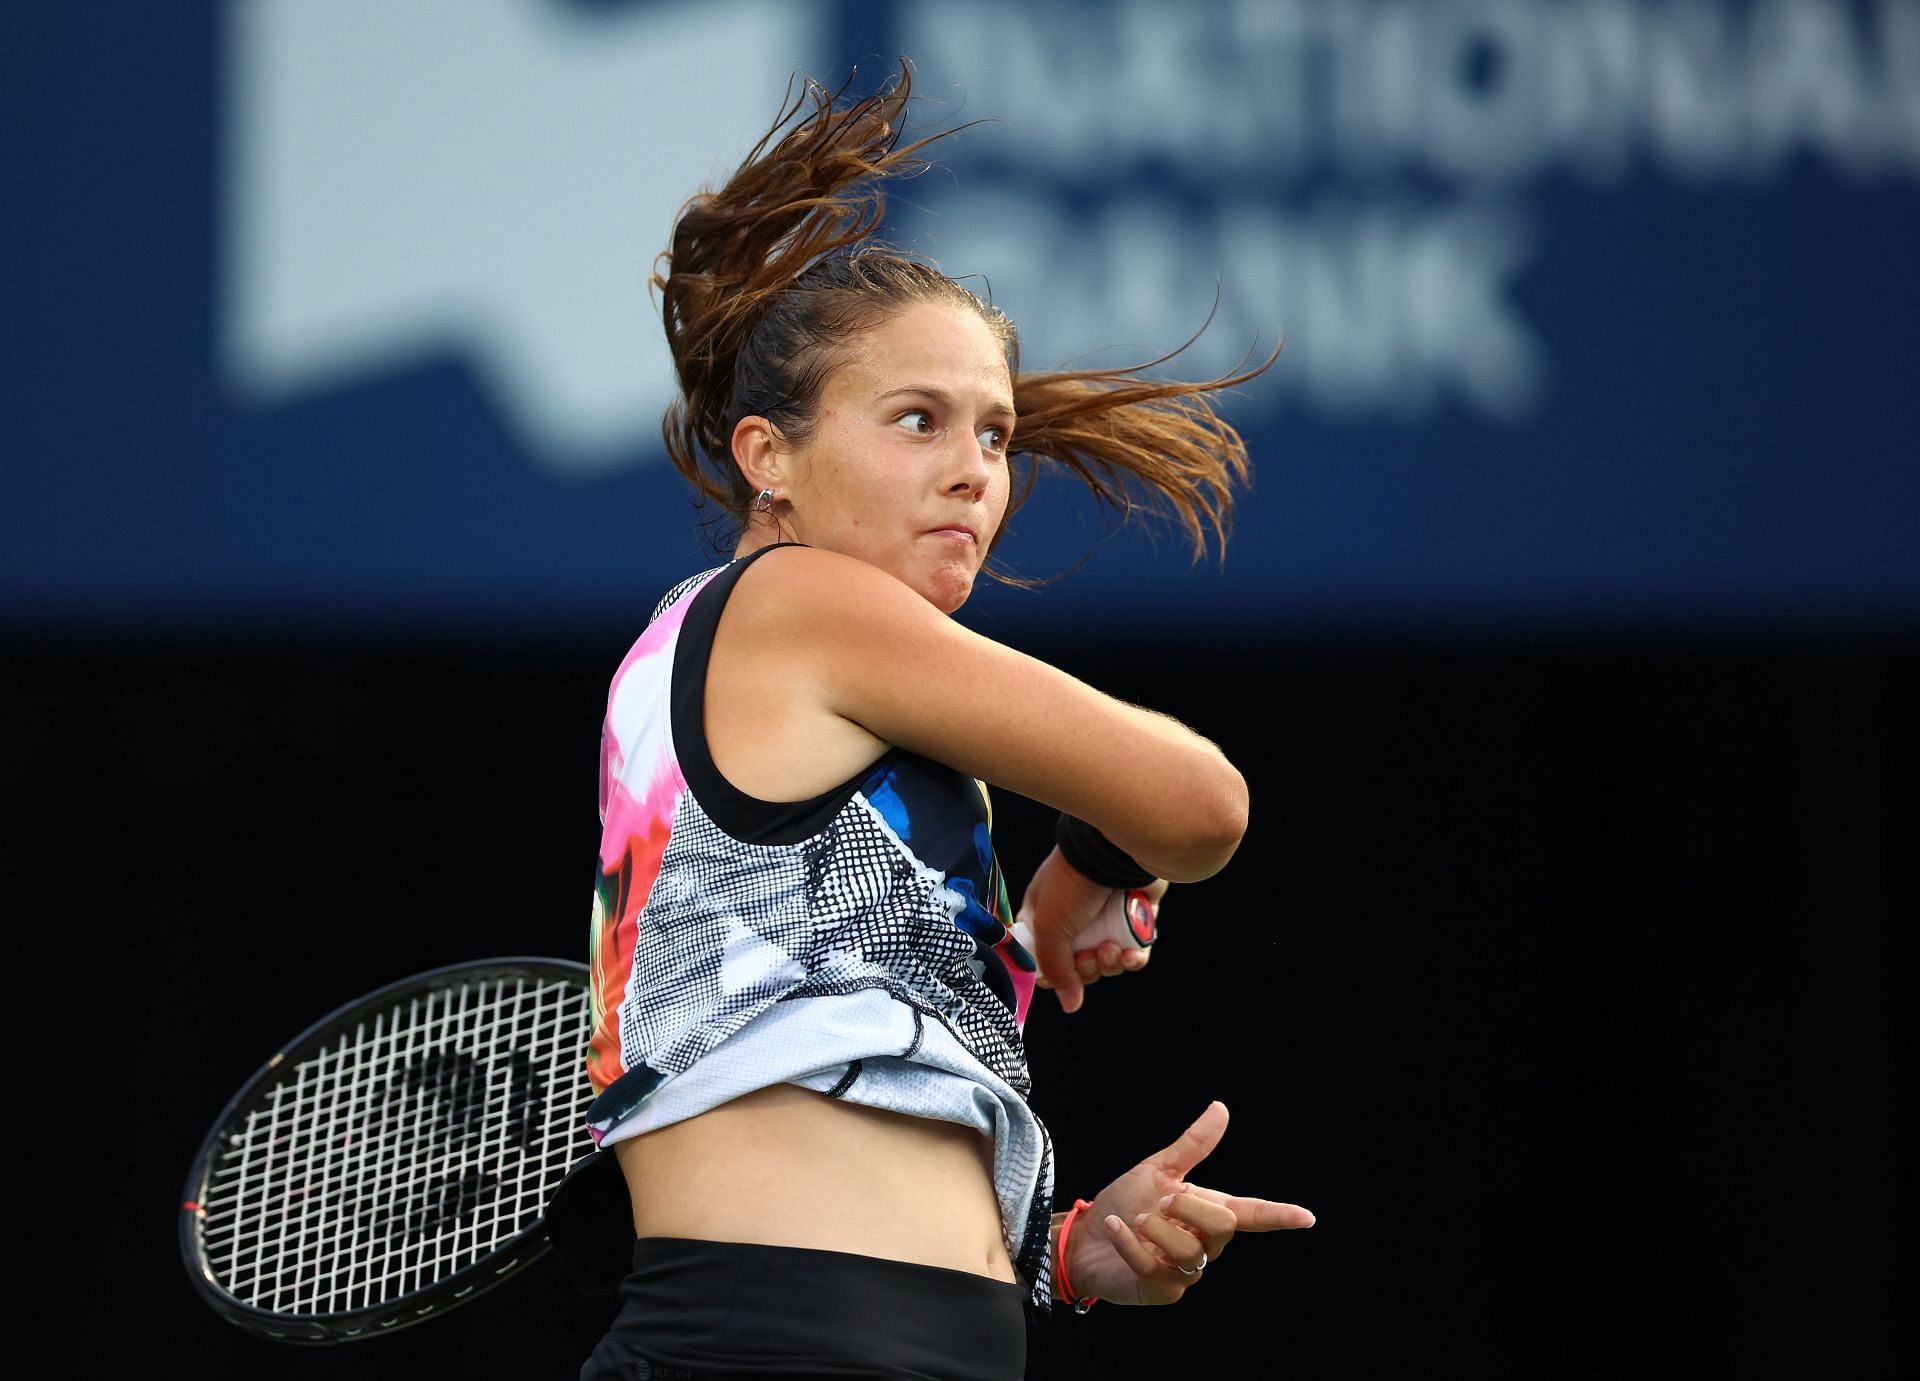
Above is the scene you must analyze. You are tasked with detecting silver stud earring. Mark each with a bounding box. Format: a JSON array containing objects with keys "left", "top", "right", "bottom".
[{"left": 752, "top": 488, "right": 775, "bottom": 513}]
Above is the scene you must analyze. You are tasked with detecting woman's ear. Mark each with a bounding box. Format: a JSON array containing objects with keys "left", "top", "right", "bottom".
[{"left": 731, "top": 415, "right": 786, "bottom": 496}]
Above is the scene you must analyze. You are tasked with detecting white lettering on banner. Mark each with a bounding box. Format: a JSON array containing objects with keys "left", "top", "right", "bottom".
[
  {"left": 901, "top": 0, "right": 1916, "bottom": 427},
  {"left": 906, "top": 0, "right": 1920, "bottom": 185},
  {"left": 1893, "top": 2, "right": 1920, "bottom": 158},
  {"left": 924, "top": 195, "right": 1544, "bottom": 421},
  {"left": 1645, "top": 2, "right": 1751, "bottom": 180},
  {"left": 1538, "top": 1, "right": 1639, "bottom": 183},
  {"left": 1421, "top": 1, "right": 1550, "bottom": 185},
  {"left": 219, "top": 0, "right": 1917, "bottom": 467},
  {"left": 222, "top": 0, "right": 826, "bottom": 474},
  {"left": 1749, "top": 0, "right": 1881, "bottom": 174}
]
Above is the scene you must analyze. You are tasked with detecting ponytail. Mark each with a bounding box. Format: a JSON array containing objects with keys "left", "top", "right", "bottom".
[
  {"left": 1000, "top": 329, "right": 1278, "bottom": 577},
  {"left": 654, "top": 63, "right": 965, "bottom": 514}
]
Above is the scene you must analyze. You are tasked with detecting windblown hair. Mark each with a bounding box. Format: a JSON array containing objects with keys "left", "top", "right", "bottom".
[{"left": 653, "top": 62, "right": 1276, "bottom": 575}]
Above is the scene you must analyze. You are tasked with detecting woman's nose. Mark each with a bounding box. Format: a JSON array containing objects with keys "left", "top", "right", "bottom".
[{"left": 944, "top": 435, "right": 991, "bottom": 493}]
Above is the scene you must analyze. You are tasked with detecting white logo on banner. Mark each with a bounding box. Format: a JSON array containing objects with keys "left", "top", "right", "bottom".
[{"left": 222, "top": 0, "right": 826, "bottom": 474}]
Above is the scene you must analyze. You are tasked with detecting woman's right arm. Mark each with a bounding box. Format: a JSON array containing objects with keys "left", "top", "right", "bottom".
[{"left": 734, "top": 546, "right": 1248, "bottom": 883}]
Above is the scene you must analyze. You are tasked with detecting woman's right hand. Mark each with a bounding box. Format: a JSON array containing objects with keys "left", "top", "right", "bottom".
[{"left": 1015, "top": 847, "right": 1164, "bottom": 1013}]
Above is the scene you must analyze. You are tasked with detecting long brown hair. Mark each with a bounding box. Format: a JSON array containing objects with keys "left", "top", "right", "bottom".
[{"left": 653, "top": 62, "right": 1276, "bottom": 575}]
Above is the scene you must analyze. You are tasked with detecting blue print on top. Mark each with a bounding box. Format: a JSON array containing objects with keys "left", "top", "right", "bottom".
[
  {"left": 864, "top": 766, "right": 910, "bottom": 839},
  {"left": 972, "top": 822, "right": 994, "bottom": 877},
  {"left": 946, "top": 876, "right": 1001, "bottom": 941}
]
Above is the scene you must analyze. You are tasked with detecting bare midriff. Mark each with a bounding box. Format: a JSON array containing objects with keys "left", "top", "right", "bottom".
[{"left": 613, "top": 1083, "right": 1017, "bottom": 1284}]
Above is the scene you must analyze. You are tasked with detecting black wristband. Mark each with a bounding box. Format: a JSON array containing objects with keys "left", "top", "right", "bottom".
[{"left": 1054, "top": 814, "right": 1155, "bottom": 889}]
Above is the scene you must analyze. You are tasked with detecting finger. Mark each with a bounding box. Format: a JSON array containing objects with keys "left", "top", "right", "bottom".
[
  {"left": 1181, "top": 1183, "right": 1317, "bottom": 1230},
  {"left": 1073, "top": 942, "right": 1141, "bottom": 979},
  {"left": 1150, "top": 1101, "right": 1230, "bottom": 1179},
  {"left": 1160, "top": 1190, "right": 1237, "bottom": 1243},
  {"left": 1033, "top": 921, "right": 1083, "bottom": 1014},
  {"left": 1130, "top": 1211, "right": 1208, "bottom": 1273},
  {"left": 1100, "top": 1214, "right": 1180, "bottom": 1293}
]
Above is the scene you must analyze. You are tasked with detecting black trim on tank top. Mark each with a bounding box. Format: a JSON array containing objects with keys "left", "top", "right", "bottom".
[
  {"left": 671, "top": 542, "right": 899, "bottom": 846},
  {"left": 823, "top": 1060, "right": 863, "bottom": 1099},
  {"left": 904, "top": 1009, "right": 925, "bottom": 1061}
]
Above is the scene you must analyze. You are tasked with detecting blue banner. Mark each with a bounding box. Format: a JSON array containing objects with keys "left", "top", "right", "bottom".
[{"left": 7, "top": 0, "right": 1918, "bottom": 635}]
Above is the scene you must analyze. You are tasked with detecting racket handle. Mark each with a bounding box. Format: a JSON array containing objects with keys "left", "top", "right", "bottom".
[{"left": 1012, "top": 888, "right": 1157, "bottom": 956}]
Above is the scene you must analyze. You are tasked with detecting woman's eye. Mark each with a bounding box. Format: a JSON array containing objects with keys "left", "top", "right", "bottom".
[
  {"left": 979, "top": 426, "right": 1010, "bottom": 453},
  {"left": 895, "top": 409, "right": 937, "bottom": 435}
]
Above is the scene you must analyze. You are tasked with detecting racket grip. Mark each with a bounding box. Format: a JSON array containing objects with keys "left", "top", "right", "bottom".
[{"left": 1012, "top": 888, "right": 1157, "bottom": 956}]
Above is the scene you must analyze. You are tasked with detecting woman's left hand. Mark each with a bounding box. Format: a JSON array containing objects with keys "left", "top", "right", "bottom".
[{"left": 1060, "top": 1100, "right": 1314, "bottom": 1307}]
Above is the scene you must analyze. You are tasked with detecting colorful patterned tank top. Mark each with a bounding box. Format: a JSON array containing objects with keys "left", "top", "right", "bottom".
[{"left": 584, "top": 543, "right": 1057, "bottom": 1308}]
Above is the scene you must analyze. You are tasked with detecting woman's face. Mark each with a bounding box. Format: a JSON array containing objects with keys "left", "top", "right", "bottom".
[{"left": 775, "top": 301, "right": 1014, "bottom": 615}]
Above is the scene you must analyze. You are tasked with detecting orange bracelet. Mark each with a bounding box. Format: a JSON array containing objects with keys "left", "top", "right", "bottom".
[{"left": 1055, "top": 1199, "right": 1098, "bottom": 1313}]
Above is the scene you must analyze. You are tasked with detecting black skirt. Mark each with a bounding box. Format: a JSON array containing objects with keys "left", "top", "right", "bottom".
[{"left": 579, "top": 1236, "right": 1029, "bottom": 1380}]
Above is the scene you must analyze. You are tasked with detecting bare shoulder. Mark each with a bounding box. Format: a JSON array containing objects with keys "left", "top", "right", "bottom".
[
  {"left": 723, "top": 544, "right": 955, "bottom": 661},
  {"left": 701, "top": 546, "right": 902, "bottom": 801},
  {"left": 730, "top": 543, "right": 935, "bottom": 619}
]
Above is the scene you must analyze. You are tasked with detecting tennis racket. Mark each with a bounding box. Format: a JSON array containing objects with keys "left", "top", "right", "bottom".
[{"left": 180, "top": 957, "right": 601, "bottom": 1343}]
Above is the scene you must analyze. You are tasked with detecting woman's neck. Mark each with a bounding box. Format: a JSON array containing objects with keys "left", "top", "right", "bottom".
[{"left": 732, "top": 513, "right": 799, "bottom": 561}]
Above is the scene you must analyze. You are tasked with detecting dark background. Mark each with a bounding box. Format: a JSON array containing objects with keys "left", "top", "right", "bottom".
[{"left": 10, "top": 627, "right": 1910, "bottom": 1377}]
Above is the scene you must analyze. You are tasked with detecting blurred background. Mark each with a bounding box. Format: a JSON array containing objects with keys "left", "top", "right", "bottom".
[{"left": 6, "top": 1, "right": 1912, "bottom": 1376}]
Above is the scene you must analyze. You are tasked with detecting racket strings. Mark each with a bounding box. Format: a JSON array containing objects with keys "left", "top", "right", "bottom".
[{"left": 198, "top": 975, "right": 592, "bottom": 1317}]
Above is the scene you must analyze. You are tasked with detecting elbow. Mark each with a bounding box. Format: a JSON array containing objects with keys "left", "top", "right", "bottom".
[
  {"left": 1194, "top": 763, "right": 1251, "bottom": 877},
  {"left": 1217, "top": 763, "right": 1252, "bottom": 850},
  {"left": 1149, "top": 760, "right": 1249, "bottom": 883}
]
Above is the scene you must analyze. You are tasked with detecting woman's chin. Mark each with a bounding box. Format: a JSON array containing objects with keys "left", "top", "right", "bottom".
[{"left": 922, "top": 565, "right": 976, "bottom": 616}]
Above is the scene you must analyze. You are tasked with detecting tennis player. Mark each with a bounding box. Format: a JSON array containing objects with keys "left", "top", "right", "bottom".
[{"left": 568, "top": 67, "right": 1314, "bottom": 1379}]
